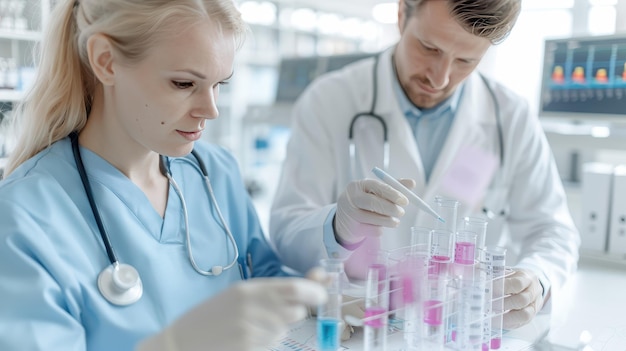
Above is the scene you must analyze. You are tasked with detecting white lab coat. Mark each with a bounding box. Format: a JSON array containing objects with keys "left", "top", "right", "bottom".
[{"left": 270, "top": 47, "right": 580, "bottom": 293}]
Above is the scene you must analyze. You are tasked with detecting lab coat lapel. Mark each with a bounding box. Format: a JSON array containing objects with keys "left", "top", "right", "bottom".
[{"left": 376, "top": 48, "right": 426, "bottom": 189}]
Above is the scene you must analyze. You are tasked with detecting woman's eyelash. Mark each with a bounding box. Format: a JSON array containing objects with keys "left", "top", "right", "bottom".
[{"left": 173, "top": 81, "right": 194, "bottom": 89}]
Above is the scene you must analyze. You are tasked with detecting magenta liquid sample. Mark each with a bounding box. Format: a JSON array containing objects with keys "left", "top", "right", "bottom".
[
  {"left": 401, "top": 274, "right": 414, "bottom": 304},
  {"left": 491, "top": 337, "right": 502, "bottom": 349},
  {"left": 429, "top": 255, "right": 450, "bottom": 275},
  {"left": 364, "top": 306, "right": 386, "bottom": 328},
  {"left": 423, "top": 299, "right": 443, "bottom": 326},
  {"left": 454, "top": 242, "right": 476, "bottom": 265}
]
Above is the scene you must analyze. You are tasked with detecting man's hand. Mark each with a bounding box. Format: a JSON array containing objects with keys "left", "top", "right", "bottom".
[{"left": 503, "top": 269, "right": 545, "bottom": 329}]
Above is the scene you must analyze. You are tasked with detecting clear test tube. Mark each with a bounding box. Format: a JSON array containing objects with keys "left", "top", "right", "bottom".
[
  {"left": 317, "top": 258, "right": 344, "bottom": 351},
  {"left": 420, "top": 274, "right": 448, "bottom": 351},
  {"left": 481, "top": 260, "right": 493, "bottom": 351},
  {"left": 433, "top": 196, "right": 459, "bottom": 233},
  {"left": 485, "top": 246, "right": 507, "bottom": 350},
  {"left": 410, "top": 226, "right": 432, "bottom": 257},
  {"left": 429, "top": 229, "right": 454, "bottom": 276},
  {"left": 402, "top": 255, "right": 428, "bottom": 351},
  {"left": 462, "top": 216, "right": 488, "bottom": 255},
  {"left": 364, "top": 264, "right": 389, "bottom": 351},
  {"left": 453, "top": 231, "right": 477, "bottom": 281},
  {"left": 456, "top": 270, "right": 486, "bottom": 351}
]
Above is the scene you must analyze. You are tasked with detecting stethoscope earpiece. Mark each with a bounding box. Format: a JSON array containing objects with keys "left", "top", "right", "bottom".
[{"left": 97, "top": 263, "right": 143, "bottom": 306}]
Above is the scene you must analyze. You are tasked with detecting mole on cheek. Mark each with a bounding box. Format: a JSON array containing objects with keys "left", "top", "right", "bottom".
[{"left": 161, "top": 122, "right": 165, "bottom": 125}]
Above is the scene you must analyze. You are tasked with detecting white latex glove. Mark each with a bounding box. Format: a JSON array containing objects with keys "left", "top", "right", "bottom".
[
  {"left": 502, "top": 269, "right": 544, "bottom": 330},
  {"left": 136, "top": 277, "right": 327, "bottom": 351},
  {"left": 335, "top": 178, "right": 414, "bottom": 246},
  {"left": 341, "top": 295, "right": 366, "bottom": 341}
]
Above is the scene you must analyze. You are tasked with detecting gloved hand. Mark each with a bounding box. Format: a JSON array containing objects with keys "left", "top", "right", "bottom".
[
  {"left": 502, "top": 269, "right": 545, "bottom": 330},
  {"left": 136, "top": 277, "right": 327, "bottom": 351},
  {"left": 335, "top": 178, "right": 415, "bottom": 247},
  {"left": 341, "top": 295, "right": 366, "bottom": 341}
]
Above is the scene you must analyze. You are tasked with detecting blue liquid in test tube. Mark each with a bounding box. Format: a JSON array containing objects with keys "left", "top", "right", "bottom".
[
  {"left": 317, "top": 258, "right": 344, "bottom": 351},
  {"left": 317, "top": 318, "right": 341, "bottom": 351}
]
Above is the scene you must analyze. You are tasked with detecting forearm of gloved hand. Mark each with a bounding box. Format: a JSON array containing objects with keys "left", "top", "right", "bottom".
[
  {"left": 136, "top": 277, "right": 327, "bottom": 351},
  {"left": 503, "top": 268, "right": 545, "bottom": 330},
  {"left": 334, "top": 178, "right": 414, "bottom": 247}
]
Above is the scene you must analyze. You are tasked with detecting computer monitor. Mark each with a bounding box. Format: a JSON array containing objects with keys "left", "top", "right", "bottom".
[
  {"left": 539, "top": 34, "right": 626, "bottom": 121},
  {"left": 274, "top": 53, "right": 374, "bottom": 104}
]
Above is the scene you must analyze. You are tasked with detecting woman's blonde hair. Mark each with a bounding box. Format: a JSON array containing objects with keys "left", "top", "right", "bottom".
[
  {"left": 4, "top": 0, "right": 246, "bottom": 176},
  {"left": 403, "top": 0, "right": 521, "bottom": 44}
]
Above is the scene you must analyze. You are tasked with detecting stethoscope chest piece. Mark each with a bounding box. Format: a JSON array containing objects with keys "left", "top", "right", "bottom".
[{"left": 97, "top": 263, "right": 143, "bottom": 306}]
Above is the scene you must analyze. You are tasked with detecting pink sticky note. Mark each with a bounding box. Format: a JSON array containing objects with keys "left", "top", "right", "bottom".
[{"left": 439, "top": 145, "right": 498, "bottom": 210}]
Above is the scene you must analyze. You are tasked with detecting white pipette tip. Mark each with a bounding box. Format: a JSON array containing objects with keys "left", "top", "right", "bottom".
[{"left": 371, "top": 166, "right": 443, "bottom": 222}]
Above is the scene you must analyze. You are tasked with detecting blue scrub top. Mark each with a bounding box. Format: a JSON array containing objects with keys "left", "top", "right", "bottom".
[{"left": 0, "top": 137, "right": 289, "bottom": 351}]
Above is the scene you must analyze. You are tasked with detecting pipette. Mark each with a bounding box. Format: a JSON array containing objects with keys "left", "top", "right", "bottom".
[{"left": 371, "top": 167, "right": 445, "bottom": 223}]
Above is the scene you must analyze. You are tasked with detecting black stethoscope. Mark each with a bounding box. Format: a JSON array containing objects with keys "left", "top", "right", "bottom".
[
  {"left": 347, "top": 53, "right": 505, "bottom": 218},
  {"left": 70, "top": 133, "right": 239, "bottom": 306}
]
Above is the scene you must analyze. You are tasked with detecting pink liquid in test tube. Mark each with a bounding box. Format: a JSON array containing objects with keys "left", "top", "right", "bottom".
[
  {"left": 455, "top": 242, "right": 476, "bottom": 265},
  {"left": 491, "top": 337, "right": 502, "bottom": 349},
  {"left": 364, "top": 307, "right": 386, "bottom": 328},
  {"left": 423, "top": 299, "right": 443, "bottom": 326},
  {"left": 402, "top": 274, "right": 414, "bottom": 305},
  {"left": 429, "top": 255, "right": 450, "bottom": 275}
]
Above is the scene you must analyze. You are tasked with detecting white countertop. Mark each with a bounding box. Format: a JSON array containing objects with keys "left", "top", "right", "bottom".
[{"left": 538, "top": 257, "right": 626, "bottom": 350}]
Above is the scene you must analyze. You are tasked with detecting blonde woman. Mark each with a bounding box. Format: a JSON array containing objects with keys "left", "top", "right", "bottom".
[{"left": 0, "top": 1, "right": 326, "bottom": 350}]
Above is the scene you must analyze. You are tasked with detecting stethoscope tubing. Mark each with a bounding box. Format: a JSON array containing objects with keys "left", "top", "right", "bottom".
[
  {"left": 163, "top": 155, "right": 240, "bottom": 276},
  {"left": 71, "top": 132, "right": 118, "bottom": 265},
  {"left": 71, "top": 133, "right": 240, "bottom": 305},
  {"left": 348, "top": 54, "right": 390, "bottom": 175}
]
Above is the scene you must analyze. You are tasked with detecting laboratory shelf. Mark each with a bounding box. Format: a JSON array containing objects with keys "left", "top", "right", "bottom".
[
  {"left": 0, "top": 29, "right": 42, "bottom": 42},
  {"left": 0, "top": 90, "right": 24, "bottom": 102}
]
